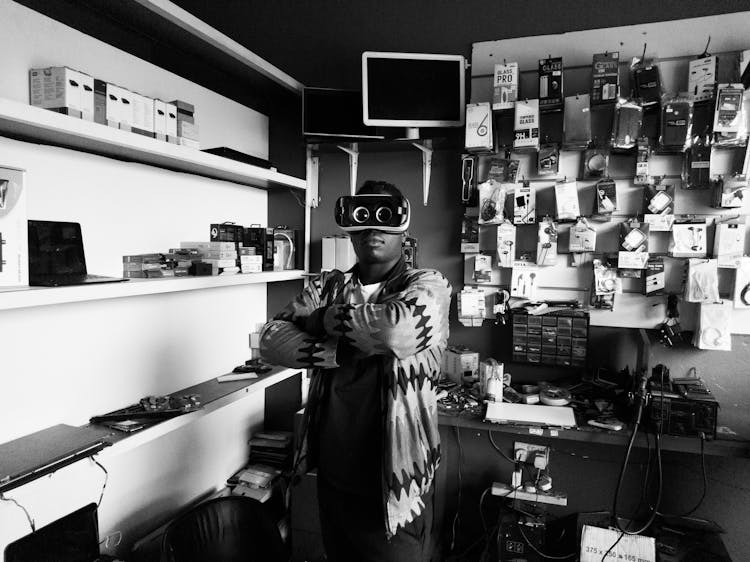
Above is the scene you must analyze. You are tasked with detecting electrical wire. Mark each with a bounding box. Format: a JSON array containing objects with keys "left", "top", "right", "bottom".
[
  {"left": 450, "top": 425, "right": 464, "bottom": 552},
  {"left": 600, "top": 531, "right": 625, "bottom": 562},
  {"left": 678, "top": 432, "right": 708, "bottom": 516},
  {"left": 478, "top": 486, "right": 491, "bottom": 533},
  {"left": 92, "top": 456, "right": 108, "bottom": 508},
  {"left": 517, "top": 522, "right": 577, "bottom": 560},
  {"left": 488, "top": 430, "right": 517, "bottom": 464},
  {"left": 0, "top": 492, "right": 35, "bottom": 532}
]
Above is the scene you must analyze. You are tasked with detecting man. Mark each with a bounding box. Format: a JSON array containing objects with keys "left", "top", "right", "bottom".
[{"left": 260, "top": 180, "right": 451, "bottom": 561}]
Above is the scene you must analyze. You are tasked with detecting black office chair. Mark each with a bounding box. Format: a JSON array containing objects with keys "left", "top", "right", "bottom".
[{"left": 160, "top": 495, "right": 289, "bottom": 562}]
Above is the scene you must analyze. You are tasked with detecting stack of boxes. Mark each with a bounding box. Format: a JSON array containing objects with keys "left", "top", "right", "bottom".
[{"left": 29, "top": 66, "right": 194, "bottom": 148}]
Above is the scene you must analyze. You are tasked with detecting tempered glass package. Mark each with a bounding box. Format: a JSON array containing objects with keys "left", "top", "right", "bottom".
[
  {"left": 513, "top": 99, "right": 540, "bottom": 151},
  {"left": 492, "top": 62, "right": 519, "bottom": 111},
  {"left": 611, "top": 98, "right": 642, "bottom": 150},
  {"left": 591, "top": 52, "right": 619, "bottom": 105},
  {"left": 563, "top": 95, "right": 591, "bottom": 150},
  {"left": 538, "top": 56, "right": 563, "bottom": 112}
]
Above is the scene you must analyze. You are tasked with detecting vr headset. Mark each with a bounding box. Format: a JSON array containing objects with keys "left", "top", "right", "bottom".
[{"left": 334, "top": 194, "right": 410, "bottom": 233}]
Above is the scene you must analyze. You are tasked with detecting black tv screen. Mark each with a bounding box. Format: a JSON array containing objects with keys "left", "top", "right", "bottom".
[
  {"left": 302, "top": 87, "right": 383, "bottom": 141},
  {"left": 362, "top": 52, "right": 466, "bottom": 128}
]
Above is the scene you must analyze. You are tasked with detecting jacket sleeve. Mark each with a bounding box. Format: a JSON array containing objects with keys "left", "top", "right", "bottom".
[
  {"left": 259, "top": 275, "right": 339, "bottom": 369},
  {"left": 321, "top": 269, "right": 451, "bottom": 360}
]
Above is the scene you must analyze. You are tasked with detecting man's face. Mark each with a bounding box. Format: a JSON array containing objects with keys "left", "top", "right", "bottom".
[{"left": 350, "top": 228, "right": 404, "bottom": 265}]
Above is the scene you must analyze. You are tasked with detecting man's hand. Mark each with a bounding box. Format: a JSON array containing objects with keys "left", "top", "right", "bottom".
[{"left": 304, "top": 306, "right": 328, "bottom": 337}]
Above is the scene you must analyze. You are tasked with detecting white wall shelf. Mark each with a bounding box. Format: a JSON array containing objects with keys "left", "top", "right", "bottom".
[
  {"left": 0, "top": 97, "right": 306, "bottom": 191},
  {"left": 0, "top": 270, "right": 305, "bottom": 311}
]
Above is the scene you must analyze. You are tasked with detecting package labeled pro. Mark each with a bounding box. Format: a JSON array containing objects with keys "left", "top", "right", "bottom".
[
  {"left": 591, "top": 52, "right": 619, "bottom": 105},
  {"left": 538, "top": 56, "right": 563, "bottom": 112},
  {"left": 465, "top": 102, "right": 494, "bottom": 152},
  {"left": 513, "top": 99, "right": 540, "bottom": 151},
  {"left": 492, "top": 62, "right": 519, "bottom": 111}
]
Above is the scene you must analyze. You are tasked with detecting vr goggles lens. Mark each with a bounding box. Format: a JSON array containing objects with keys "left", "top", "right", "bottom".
[{"left": 335, "top": 194, "right": 410, "bottom": 233}]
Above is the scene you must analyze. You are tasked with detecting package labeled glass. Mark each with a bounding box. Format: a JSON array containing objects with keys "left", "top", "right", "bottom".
[
  {"left": 734, "top": 257, "right": 750, "bottom": 309},
  {"left": 682, "top": 135, "right": 712, "bottom": 189},
  {"left": 618, "top": 220, "right": 650, "bottom": 269},
  {"left": 473, "top": 253, "right": 493, "bottom": 284},
  {"left": 713, "top": 220, "right": 746, "bottom": 268},
  {"left": 464, "top": 102, "right": 493, "bottom": 152},
  {"left": 591, "top": 51, "right": 619, "bottom": 105},
  {"left": 642, "top": 180, "right": 675, "bottom": 232},
  {"left": 478, "top": 180, "right": 508, "bottom": 225},
  {"left": 563, "top": 94, "right": 591, "bottom": 150},
  {"left": 634, "top": 137, "right": 651, "bottom": 185},
  {"left": 460, "top": 154, "right": 479, "bottom": 206},
  {"left": 538, "top": 56, "right": 564, "bottom": 113},
  {"left": 611, "top": 98, "right": 642, "bottom": 150},
  {"left": 688, "top": 55, "right": 718, "bottom": 103},
  {"left": 460, "top": 216, "right": 479, "bottom": 253},
  {"left": 710, "top": 174, "right": 748, "bottom": 208},
  {"left": 713, "top": 84, "right": 746, "bottom": 147},
  {"left": 630, "top": 56, "right": 662, "bottom": 108},
  {"left": 670, "top": 219, "right": 708, "bottom": 258},
  {"left": 554, "top": 179, "right": 580, "bottom": 221},
  {"left": 582, "top": 148, "right": 609, "bottom": 179},
  {"left": 537, "top": 143, "right": 559, "bottom": 175},
  {"left": 492, "top": 62, "right": 519, "bottom": 111},
  {"left": 513, "top": 99, "right": 540, "bottom": 151},
  {"left": 643, "top": 256, "right": 665, "bottom": 296},
  {"left": 659, "top": 94, "right": 693, "bottom": 152},
  {"left": 693, "top": 300, "right": 732, "bottom": 351},
  {"left": 569, "top": 217, "right": 596, "bottom": 253},
  {"left": 513, "top": 182, "right": 536, "bottom": 224},
  {"left": 536, "top": 217, "right": 558, "bottom": 266},
  {"left": 511, "top": 259, "right": 541, "bottom": 300},
  {"left": 593, "top": 177, "right": 617, "bottom": 216},
  {"left": 496, "top": 221, "right": 516, "bottom": 268}
]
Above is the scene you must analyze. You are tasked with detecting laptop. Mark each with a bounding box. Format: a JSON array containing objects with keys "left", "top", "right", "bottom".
[
  {"left": 27, "top": 220, "right": 127, "bottom": 287},
  {"left": 4, "top": 502, "right": 101, "bottom": 562}
]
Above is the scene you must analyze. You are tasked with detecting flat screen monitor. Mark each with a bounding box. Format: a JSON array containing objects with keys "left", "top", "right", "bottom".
[
  {"left": 362, "top": 51, "right": 466, "bottom": 138},
  {"left": 303, "top": 87, "right": 384, "bottom": 141}
]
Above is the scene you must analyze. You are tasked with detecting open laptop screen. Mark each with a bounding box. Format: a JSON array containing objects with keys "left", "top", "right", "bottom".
[
  {"left": 27, "top": 220, "right": 88, "bottom": 278},
  {"left": 4, "top": 502, "right": 100, "bottom": 562}
]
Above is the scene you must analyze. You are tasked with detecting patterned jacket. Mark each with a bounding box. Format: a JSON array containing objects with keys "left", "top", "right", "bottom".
[{"left": 259, "top": 259, "right": 451, "bottom": 537}]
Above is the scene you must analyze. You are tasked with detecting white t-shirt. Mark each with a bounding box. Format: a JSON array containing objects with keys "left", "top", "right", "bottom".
[{"left": 356, "top": 281, "right": 384, "bottom": 304}]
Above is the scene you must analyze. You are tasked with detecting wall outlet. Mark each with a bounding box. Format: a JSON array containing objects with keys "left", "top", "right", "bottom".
[{"left": 514, "top": 441, "right": 550, "bottom": 468}]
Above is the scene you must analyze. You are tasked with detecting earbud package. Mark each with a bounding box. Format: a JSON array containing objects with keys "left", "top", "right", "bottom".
[
  {"left": 569, "top": 217, "right": 596, "bottom": 253},
  {"left": 513, "top": 99, "right": 540, "bottom": 151},
  {"left": 496, "top": 221, "right": 517, "bottom": 268},
  {"left": 511, "top": 260, "right": 540, "bottom": 300},
  {"left": 685, "top": 258, "right": 719, "bottom": 303},
  {"left": 693, "top": 300, "right": 732, "bottom": 351},
  {"left": 611, "top": 98, "right": 642, "bottom": 150},
  {"left": 670, "top": 220, "right": 708, "bottom": 258},
  {"left": 554, "top": 179, "right": 580, "bottom": 221},
  {"left": 563, "top": 94, "right": 591, "bottom": 150},
  {"left": 734, "top": 257, "right": 750, "bottom": 309},
  {"left": 536, "top": 218, "right": 559, "bottom": 266},
  {"left": 593, "top": 178, "right": 617, "bottom": 216},
  {"left": 713, "top": 221, "right": 746, "bottom": 268},
  {"left": 513, "top": 183, "right": 536, "bottom": 224},
  {"left": 659, "top": 94, "right": 693, "bottom": 152},
  {"left": 642, "top": 181, "right": 675, "bottom": 232},
  {"left": 582, "top": 148, "right": 609, "bottom": 179}
]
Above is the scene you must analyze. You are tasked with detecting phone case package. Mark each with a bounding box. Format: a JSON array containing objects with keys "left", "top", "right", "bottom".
[
  {"left": 611, "top": 98, "right": 642, "bottom": 150},
  {"left": 713, "top": 84, "right": 746, "bottom": 147},
  {"left": 563, "top": 95, "right": 591, "bottom": 150},
  {"left": 659, "top": 94, "right": 693, "bottom": 152}
]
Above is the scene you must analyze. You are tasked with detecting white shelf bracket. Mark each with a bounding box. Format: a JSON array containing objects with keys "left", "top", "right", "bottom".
[
  {"left": 306, "top": 145, "right": 320, "bottom": 208},
  {"left": 412, "top": 140, "right": 433, "bottom": 206},
  {"left": 337, "top": 143, "right": 359, "bottom": 195}
]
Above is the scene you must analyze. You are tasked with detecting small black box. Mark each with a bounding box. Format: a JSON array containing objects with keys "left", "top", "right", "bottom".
[
  {"left": 210, "top": 222, "right": 244, "bottom": 242},
  {"left": 244, "top": 226, "right": 275, "bottom": 271}
]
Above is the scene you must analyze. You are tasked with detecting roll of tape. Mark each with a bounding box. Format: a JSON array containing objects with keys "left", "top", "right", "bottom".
[{"left": 540, "top": 386, "right": 571, "bottom": 406}]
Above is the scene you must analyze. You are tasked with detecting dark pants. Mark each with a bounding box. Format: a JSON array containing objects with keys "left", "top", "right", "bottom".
[{"left": 317, "top": 479, "right": 434, "bottom": 562}]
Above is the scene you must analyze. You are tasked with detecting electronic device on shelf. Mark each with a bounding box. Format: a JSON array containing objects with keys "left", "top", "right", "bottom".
[
  {"left": 302, "top": 87, "right": 384, "bottom": 142},
  {"left": 90, "top": 394, "right": 202, "bottom": 424},
  {"left": 362, "top": 51, "right": 466, "bottom": 139}
]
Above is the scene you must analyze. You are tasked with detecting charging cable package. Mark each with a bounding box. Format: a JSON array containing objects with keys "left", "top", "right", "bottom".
[
  {"left": 593, "top": 177, "right": 617, "bottom": 216},
  {"left": 496, "top": 221, "right": 516, "bottom": 268},
  {"left": 734, "top": 257, "right": 750, "bottom": 309},
  {"left": 554, "top": 179, "right": 580, "bottom": 221},
  {"left": 536, "top": 217, "right": 559, "bottom": 266},
  {"left": 693, "top": 300, "right": 732, "bottom": 351},
  {"left": 563, "top": 94, "right": 591, "bottom": 150},
  {"left": 478, "top": 180, "right": 508, "bottom": 225},
  {"left": 685, "top": 258, "right": 719, "bottom": 303},
  {"left": 513, "top": 182, "right": 536, "bottom": 224},
  {"left": 710, "top": 174, "right": 748, "bottom": 208}
]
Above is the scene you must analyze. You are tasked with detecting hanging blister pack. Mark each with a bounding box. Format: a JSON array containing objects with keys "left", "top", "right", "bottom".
[
  {"left": 630, "top": 55, "right": 662, "bottom": 108},
  {"left": 513, "top": 99, "right": 540, "bottom": 151},
  {"left": 670, "top": 219, "right": 708, "bottom": 258},
  {"left": 536, "top": 217, "right": 559, "bottom": 266},
  {"left": 682, "top": 134, "right": 712, "bottom": 189},
  {"left": 591, "top": 51, "right": 620, "bottom": 105},
  {"left": 478, "top": 180, "right": 508, "bottom": 225},
  {"left": 473, "top": 254, "right": 493, "bottom": 284},
  {"left": 593, "top": 177, "right": 617, "bottom": 216},
  {"left": 713, "top": 220, "right": 746, "bottom": 268},
  {"left": 511, "top": 259, "right": 541, "bottom": 300},
  {"left": 685, "top": 258, "right": 719, "bottom": 303},
  {"left": 460, "top": 216, "right": 479, "bottom": 253},
  {"left": 537, "top": 143, "right": 559, "bottom": 176},
  {"left": 569, "top": 217, "right": 597, "bottom": 253},
  {"left": 644, "top": 256, "right": 665, "bottom": 296},
  {"left": 492, "top": 62, "right": 519, "bottom": 111},
  {"left": 538, "top": 56, "right": 564, "bottom": 113},
  {"left": 496, "top": 221, "right": 516, "bottom": 268},
  {"left": 554, "top": 179, "right": 580, "bottom": 222},
  {"left": 582, "top": 148, "right": 609, "bottom": 179},
  {"left": 710, "top": 174, "right": 748, "bottom": 208},
  {"left": 642, "top": 179, "right": 675, "bottom": 232},
  {"left": 460, "top": 154, "right": 479, "bottom": 206},
  {"left": 592, "top": 258, "right": 621, "bottom": 310},
  {"left": 513, "top": 181, "right": 536, "bottom": 224},
  {"left": 634, "top": 137, "right": 651, "bottom": 185},
  {"left": 659, "top": 94, "right": 693, "bottom": 152},
  {"left": 688, "top": 55, "right": 718, "bottom": 103},
  {"left": 618, "top": 219, "right": 650, "bottom": 270},
  {"left": 611, "top": 98, "right": 643, "bottom": 150},
  {"left": 734, "top": 257, "right": 750, "bottom": 309},
  {"left": 563, "top": 94, "right": 591, "bottom": 150},
  {"left": 713, "top": 84, "right": 746, "bottom": 147},
  {"left": 693, "top": 300, "right": 732, "bottom": 351}
]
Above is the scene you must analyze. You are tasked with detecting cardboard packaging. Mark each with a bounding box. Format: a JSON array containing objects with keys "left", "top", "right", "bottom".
[
  {"left": 153, "top": 99, "right": 167, "bottom": 141},
  {"left": 243, "top": 226, "right": 275, "bottom": 271},
  {"left": 321, "top": 236, "right": 337, "bottom": 271},
  {"left": 513, "top": 183, "right": 536, "bottom": 224},
  {"left": 105, "top": 83, "right": 121, "bottom": 128},
  {"left": 131, "top": 93, "right": 155, "bottom": 138},
  {"left": 111, "top": 85, "right": 134, "bottom": 131},
  {"left": 169, "top": 99, "right": 199, "bottom": 147},
  {"left": 513, "top": 99, "right": 540, "bottom": 151},
  {"left": 93, "top": 79, "right": 107, "bottom": 125},
  {"left": 29, "top": 67, "right": 82, "bottom": 117},
  {"left": 492, "top": 62, "right": 519, "bottom": 111},
  {"left": 78, "top": 71, "right": 95, "bottom": 121},
  {"left": 443, "top": 345, "right": 480, "bottom": 384},
  {"left": 165, "top": 102, "right": 179, "bottom": 143},
  {"left": 0, "top": 166, "right": 28, "bottom": 288},
  {"left": 538, "top": 56, "right": 563, "bottom": 112},
  {"left": 464, "top": 102, "right": 493, "bottom": 152}
]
